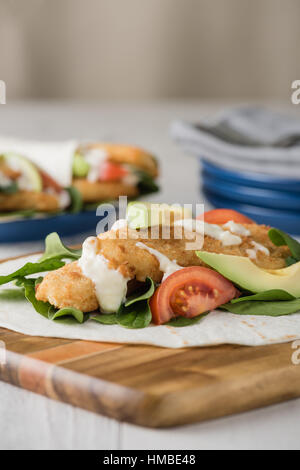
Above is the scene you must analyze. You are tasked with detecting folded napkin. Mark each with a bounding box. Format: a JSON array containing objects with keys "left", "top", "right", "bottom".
[{"left": 171, "top": 106, "right": 300, "bottom": 178}]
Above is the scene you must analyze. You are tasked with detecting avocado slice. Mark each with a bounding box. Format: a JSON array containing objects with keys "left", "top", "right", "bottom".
[
  {"left": 126, "top": 201, "right": 192, "bottom": 229},
  {"left": 72, "top": 152, "right": 90, "bottom": 178},
  {"left": 196, "top": 251, "right": 300, "bottom": 297},
  {"left": 4, "top": 153, "right": 42, "bottom": 191}
]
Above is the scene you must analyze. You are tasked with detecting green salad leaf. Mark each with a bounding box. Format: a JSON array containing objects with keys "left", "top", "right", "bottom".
[
  {"left": 0, "top": 258, "right": 65, "bottom": 286},
  {"left": 286, "top": 256, "right": 299, "bottom": 267},
  {"left": 117, "top": 300, "right": 152, "bottom": 329},
  {"left": 0, "top": 288, "right": 26, "bottom": 301},
  {"left": 166, "top": 314, "right": 207, "bottom": 327},
  {"left": 18, "top": 278, "right": 52, "bottom": 318},
  {"left": 125, "top": 277, "right": 155, "bottom": 307},
  {"left": 0, "top": 181, "right": 18, "bottom": 194},
  {"left": 48, "top": 307, "right": 85, "bottom": 324},
  {"left": 221, "top": 298, "right": 300, "bottom": 316},
  {"left": 66, "top": 186, "right": 83, "bottom": 214},
  {"left": 136, "top": 170, "right": 159, "bottom": 196},
  {"left": 39, "top": 232, "right": 82, "bottom": 262},
  {"left": 221, "top": 288, "right": 300, "bottom": 317},
  {"left": 230, "top": 289, "right": 295, "bottom": 303},
  {"left": 268, "top": 228, "right": 300, "bottom": 265},
  {"left": 92, "top": 313, "right": 118, "bottom": 325}
]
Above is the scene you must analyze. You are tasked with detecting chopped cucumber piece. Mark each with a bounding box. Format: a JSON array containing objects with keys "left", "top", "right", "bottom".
[{"left": 73, "top": 152, "right": 90, "bottom": 178}]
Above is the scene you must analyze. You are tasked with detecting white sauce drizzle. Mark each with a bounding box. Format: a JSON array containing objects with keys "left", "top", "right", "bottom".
[
  {"left": 136, "top": 242, "right": 182, "bottom": 281},
  {"left": 246, "top": 241, "right": 270, "bottom": 260},
  {"left": 174, "top": 219, "right": 242, "bottom": 247},
  {"left": 111, "top": 219, "right": 128, "bottom": 231},
  {"left": 84, "top": 148, "right": 108, "bottom": 183},
  {"left": 223, "top": 220, "right": 251, "bottom": 236},
  {"left": 78, "top": 237, "right": 129, "bottom": 313}
]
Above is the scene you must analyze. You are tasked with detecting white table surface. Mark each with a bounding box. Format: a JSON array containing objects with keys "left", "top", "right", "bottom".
[{"left": 0, "top": 100, "right": 299, "bottom": 450}]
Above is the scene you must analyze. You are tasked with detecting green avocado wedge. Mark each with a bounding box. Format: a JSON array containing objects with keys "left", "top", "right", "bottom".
[
  {"left": 196, "top": 251, "right": 300, "bottom": 297},
  {"left": 3, "top": 153, "right": 43, "bottom": 191}
]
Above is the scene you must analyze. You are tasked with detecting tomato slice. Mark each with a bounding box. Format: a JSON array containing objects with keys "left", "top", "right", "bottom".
[
  {"left": 150, "top": 266, "right": 239, "bottom": 325},
  {"left": 40, "top": 170, "right": 62, "bottom": 193},
  {"left": 99, "top": 161, "right": 128, "bottom": 182},
  {"left": 197, "top": 209, "right": 254, "bottom": 225}
]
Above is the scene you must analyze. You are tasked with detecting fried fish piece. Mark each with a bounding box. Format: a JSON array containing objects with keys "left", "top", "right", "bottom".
[
  {"left": 36, "top": 223, "right": 291, "bottom": 312},
  {"left": 0, "top": 191, "right": 59, "bottom": 212},
  {"left": 72, "top": 179, "right": 139, "bottom": 203},
  {"left": 36, "top": 262, "right": 98, "bottom": 312}
]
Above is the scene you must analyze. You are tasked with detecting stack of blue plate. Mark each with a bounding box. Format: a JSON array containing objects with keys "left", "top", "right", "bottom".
[{"left": 201, "top": 160, "right": 300, "bottom": 235}]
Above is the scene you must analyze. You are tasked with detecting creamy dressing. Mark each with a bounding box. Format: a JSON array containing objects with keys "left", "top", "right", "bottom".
[
  {"left": 111, "top": 219, "right": 128, "bottom": 231},
  {"left": 136, "top": 242, "right": 182, "bottom": 281},
  {"left": 78, "top": 237, "right": 129, "bottom": 313},
  {"left": 122, "top": 167, "right": 140, "bottom": 186},
  {"left": 246, "top": 241, "right": 270, "bottom": 260},
  {"left": 58, "top": 190, "right": 71, "bottom": 209},
  {"left": 174, "top": 219, "right": 242, "bottom": 246},
  {"left": 84, "top": 148, "right": 108, "bottom": 183},
  {"left": 223, "top": 220, "right": 251, "bottom": 236}
]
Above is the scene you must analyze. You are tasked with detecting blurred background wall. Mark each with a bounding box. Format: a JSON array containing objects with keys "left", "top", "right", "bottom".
[{"left": 0, "top": 0, "right": 300, "bottom": 101}]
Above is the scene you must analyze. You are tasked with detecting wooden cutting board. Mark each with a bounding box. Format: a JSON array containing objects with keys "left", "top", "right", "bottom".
[{"left": 1, "top": 326, "right": 300, "bottom": 427}]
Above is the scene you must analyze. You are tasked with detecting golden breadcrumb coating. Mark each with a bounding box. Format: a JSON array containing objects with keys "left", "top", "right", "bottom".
[
  {"left": 72, "top": 179, "right": 139, "bottom": 203},
  {"left": 0, "top": 191, "right": 59, "bottom": 212},
  {"left": 36, "top": 262, "right": 98, "bottom": 312}
]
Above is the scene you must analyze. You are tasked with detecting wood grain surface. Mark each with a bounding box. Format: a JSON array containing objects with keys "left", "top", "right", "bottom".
[{"left": 0, "top": 326, "right": 300, "bottom": 427}]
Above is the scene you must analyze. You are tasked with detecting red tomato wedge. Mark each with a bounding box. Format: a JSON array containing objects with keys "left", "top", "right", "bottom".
[
  {"left": 99, "top": 161, "right": 128, "bottom": 182},
  {"left": 197, "top": 209, "right": 254, "bottom": 225},
  {"left": 150, "top": 266, "right": 239, "bottom": 325},
  {"left": 40, "top": 170, "right": 62, "bottom": 193}
]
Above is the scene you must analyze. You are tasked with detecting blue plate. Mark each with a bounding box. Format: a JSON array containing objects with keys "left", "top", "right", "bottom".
[
  {"left": 203, "top": 189, "right": 300, "bottom": 235},
  {"left": 201, "top": 160, "right": 300, "bottom": 192},
  {"left": 202, "top": 172, "right": 300, "bottom": 210},
  {"left": 0, "top": 209, "right": 113, "bottom": 243}
]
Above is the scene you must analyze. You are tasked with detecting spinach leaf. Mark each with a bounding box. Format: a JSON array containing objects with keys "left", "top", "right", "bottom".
[
  {"left": 231, "top": 289, "right": 295, "bottom": 303},
  {"left": 17, "top": 277, "right": 86, "bottom": 324},
  {"left": 0, "top": 258, "right": 65, "bottom": 286},
  {"left": 221, "top": 299, "right": 300, "bottom": 316},
  {"left": 0, "top": 288, "right": 26, "bottom": 301},
  {"left": 92, "top": 313, "right": 118, "bottom": 325},
  {"left": 166, "top": 314, "right": 207, "bottom": 327},
  {"left": 268, "top": 228, "right": 300, "bottom": 263},
  {"left": 125, "top": 277, "right": 155, "bottom": 307},
  {"left": 39, "top": 232, "right": 82, "bottom": 262},
  {"left": 286, "top": 256, "right": 298, "bottom": 267},
  {"left": 0, "top": 181, "right": 18, "bottom": 194},
  {"left": 20, "top": 278, "right": 52, "bottom": 318},
  {"left": 117, "top": 300, "right": 152, "bottom": 329},
  {"left": 66, "top": 186, "right": 83, "bottom": 214},
  {"left": 136, "top": 171, "right": 159, "bottom": 196},
  {"left": 48, "top": 307, "right": 85, "bottom": 324}
]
